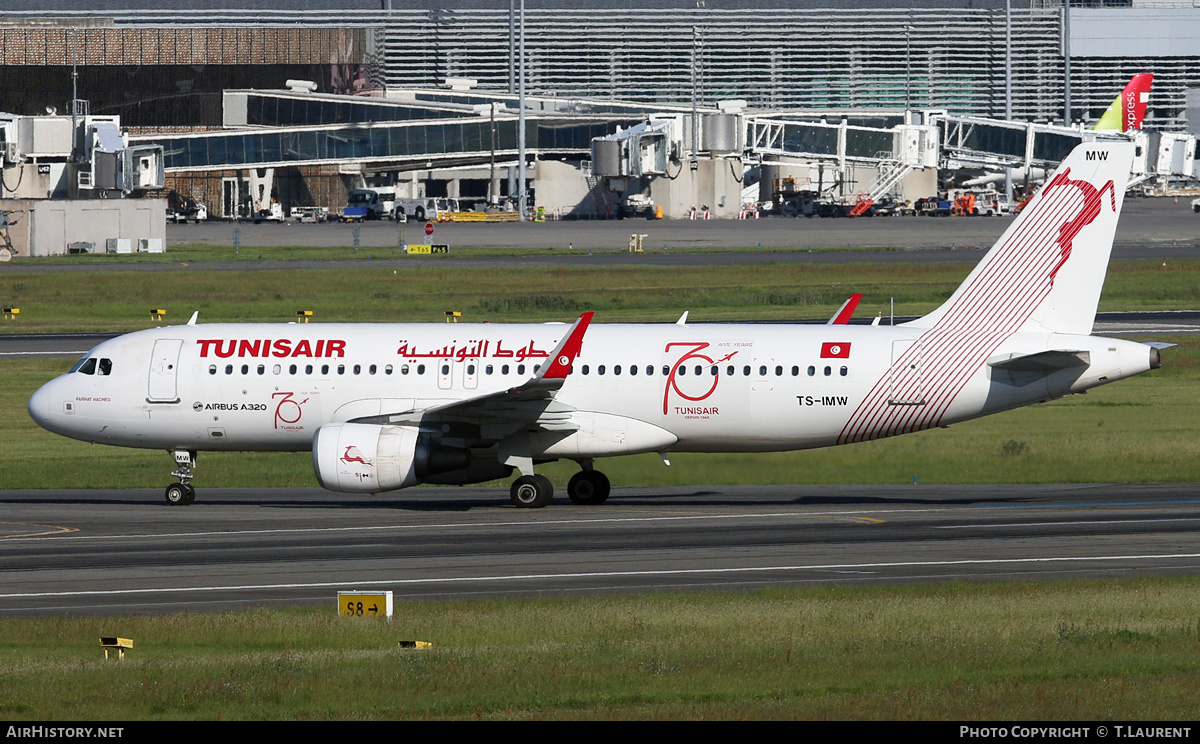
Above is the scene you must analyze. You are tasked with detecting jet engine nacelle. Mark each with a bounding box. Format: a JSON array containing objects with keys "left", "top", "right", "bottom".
[{"left": 312, "top": 422, "right": 470, "bottom": 493}]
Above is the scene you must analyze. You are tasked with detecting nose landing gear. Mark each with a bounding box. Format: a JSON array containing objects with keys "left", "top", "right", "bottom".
[{"left": 165, "top": 449, "right": 197, "bottom": 506}]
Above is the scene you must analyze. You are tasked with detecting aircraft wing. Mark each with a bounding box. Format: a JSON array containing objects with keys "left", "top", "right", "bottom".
[{"left": 351, "top": 312, "right": 593, "bottom": 438}]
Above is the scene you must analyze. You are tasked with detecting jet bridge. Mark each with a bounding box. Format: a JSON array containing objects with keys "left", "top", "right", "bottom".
[{"left": 930, "top": 112, "right": 1196, "bottom": 189}]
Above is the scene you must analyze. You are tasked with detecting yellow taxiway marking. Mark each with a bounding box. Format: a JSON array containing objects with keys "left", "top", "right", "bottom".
[
  {"left": 842, "top": 516, "right": 886, "bottom": 525},
  {"left": 0, "top": 522, "right": 79, "bottom": 539}
]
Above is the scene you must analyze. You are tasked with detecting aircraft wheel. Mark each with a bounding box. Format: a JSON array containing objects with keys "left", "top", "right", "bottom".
[
  {"left": 165, "top": 482, "right": 195, "bottom": 506},
  {"left": 510, "top": 474, "right": 553, "bottom": 508},
  {"left": 567, "top": 470, "right": 610, "bottom": 505}
]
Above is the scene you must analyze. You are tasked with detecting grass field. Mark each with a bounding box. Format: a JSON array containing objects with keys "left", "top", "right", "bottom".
[
  {"left": 3, "top": 580, "right": 1199, "bottom": 720},
  {"left": 1, "top": 257, "right": 1196, "bottom": 332}
]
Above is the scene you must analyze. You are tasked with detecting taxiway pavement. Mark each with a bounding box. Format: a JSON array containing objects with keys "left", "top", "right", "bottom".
[{"left": 2, "top": 483, "right": 1198, "bottom": 616}]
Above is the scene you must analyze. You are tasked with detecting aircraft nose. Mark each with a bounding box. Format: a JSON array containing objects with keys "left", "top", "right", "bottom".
[{"left": 28, "top": 377, "right": 64, "bottom": 433}]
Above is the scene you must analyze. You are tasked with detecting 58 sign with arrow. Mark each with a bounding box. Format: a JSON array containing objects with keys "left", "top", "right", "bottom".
[{"left": 338, "top": 590, "right": 393, "bottom": 619}]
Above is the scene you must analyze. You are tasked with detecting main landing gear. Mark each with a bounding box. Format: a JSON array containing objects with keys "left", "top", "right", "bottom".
[
  {"left": 165, "top": 449, "right": 197, "bottom": 506},
  {"left": 508, "top": 461, "right": 611, "bottom": 508}
]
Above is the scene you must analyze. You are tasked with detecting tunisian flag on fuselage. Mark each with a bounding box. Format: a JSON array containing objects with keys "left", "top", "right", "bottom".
[{"left": 820, "top": 342, "right": 851, "bottom": 358}]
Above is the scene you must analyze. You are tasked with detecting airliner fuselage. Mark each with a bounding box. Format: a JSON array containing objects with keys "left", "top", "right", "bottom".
[{"left": 31, "top": 321, "right": 1153, "bottom": 455}]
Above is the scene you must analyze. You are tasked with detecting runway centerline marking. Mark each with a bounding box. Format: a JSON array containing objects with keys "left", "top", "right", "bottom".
[{"left": 3, "top": 552, "right": 1200, "bottom": 599}]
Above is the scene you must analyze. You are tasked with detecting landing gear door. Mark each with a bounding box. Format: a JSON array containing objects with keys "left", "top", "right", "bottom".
[
  {"left": 888, "top": 339, "right": 926, "bottom": 406},
  {"left": 148, "top": 338, "right": 184, "bottom": 403}
]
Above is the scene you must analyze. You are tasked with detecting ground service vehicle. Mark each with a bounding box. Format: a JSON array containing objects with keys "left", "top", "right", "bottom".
[
  {"left": 340, "top": 189, "right": 391, "bottom": 222},
  {"left": 392, "top": 197, "right": 459, "bottom": 222}
]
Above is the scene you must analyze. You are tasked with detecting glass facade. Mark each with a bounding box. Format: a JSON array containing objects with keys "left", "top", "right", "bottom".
[{"left": 148, "top": 117, "right": 630, "bottom": 170}]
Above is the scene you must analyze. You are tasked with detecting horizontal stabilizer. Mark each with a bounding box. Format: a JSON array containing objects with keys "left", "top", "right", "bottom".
[{"left": 987, "top": 349, "right": 1090, "bottom": 373}]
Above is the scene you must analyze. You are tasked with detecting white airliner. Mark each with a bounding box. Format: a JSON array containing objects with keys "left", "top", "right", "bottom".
[{"left": 29, "top": 142, "right": 1164, "bottom": 507}]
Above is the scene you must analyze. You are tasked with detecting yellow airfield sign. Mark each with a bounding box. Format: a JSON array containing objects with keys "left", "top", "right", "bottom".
[{"left": 338, "top": 591, "right": 393, "bottom": 619}]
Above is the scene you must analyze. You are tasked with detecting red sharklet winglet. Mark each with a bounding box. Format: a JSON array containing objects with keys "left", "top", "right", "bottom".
[
  {"left": 827, "top": 293, "right": 862, "bottom": 325},
  {"left": 538, "top": 311, "right": 593, "bottom": 380}
]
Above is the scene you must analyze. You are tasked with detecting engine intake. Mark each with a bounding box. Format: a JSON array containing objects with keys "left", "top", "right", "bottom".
[{"left": 312, "top": 422, "right": 470, "bottom": 493}]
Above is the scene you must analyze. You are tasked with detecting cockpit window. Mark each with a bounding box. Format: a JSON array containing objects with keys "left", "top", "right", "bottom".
[{"left": 73, "top": 357, "right": 113, "bottom": 376}]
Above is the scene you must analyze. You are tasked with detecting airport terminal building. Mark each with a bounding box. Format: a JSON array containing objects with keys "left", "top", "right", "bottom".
[{"left": 2, "top": 0, "right": 1199, "bottom": 226}]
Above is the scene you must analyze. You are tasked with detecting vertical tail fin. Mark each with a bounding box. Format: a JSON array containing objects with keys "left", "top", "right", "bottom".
[
  {"left": 908, "top": 142, "right": 1134, "bottom": 336},
  {"left": 1093, "top": 73, "right": 1153, "bottom": 132}
]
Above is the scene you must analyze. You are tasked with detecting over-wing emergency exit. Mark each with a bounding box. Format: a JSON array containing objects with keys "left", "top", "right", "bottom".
[{"left": 29, "top": 142, "right": 1165, "bottom": 507}]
